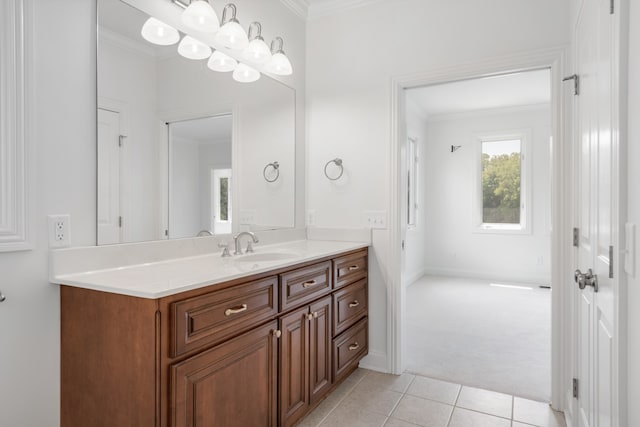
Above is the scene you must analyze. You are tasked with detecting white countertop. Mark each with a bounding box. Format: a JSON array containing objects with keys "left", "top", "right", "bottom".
[{"left": 51, "top": 239, "right": 369, "bottom": 299}]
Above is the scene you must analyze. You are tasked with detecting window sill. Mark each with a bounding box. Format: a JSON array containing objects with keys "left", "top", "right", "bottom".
[{"left": 473, "top": 223, "right": 531, "bottom": 235}]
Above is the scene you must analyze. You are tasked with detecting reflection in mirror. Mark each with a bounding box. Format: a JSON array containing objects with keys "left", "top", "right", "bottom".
[
  {"left": 97, "top": 0, "right": 295, "bottom": 245},
  {"left": 168, "top": 115, "right": 232, "bottom": 238}
]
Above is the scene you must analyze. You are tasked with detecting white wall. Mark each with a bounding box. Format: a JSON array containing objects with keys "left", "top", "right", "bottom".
[
  {"left": 306, "top": 0, "right": 570, "bottom": 370},
  {"left": 98, "top": 34, "right": 161, "bottom": 243},
  {"left": 0, "top": 1, "right": 96, "bottom": 425},
  {"left": 170, "top": 138, "right": 201, "bottom": 238},
  {"left": 403, "top": 97, "right": 428, "bottom": 286},
  {"left": 626, "top": 0, "right": 639, "bottom": 424},
  {"left": 0, "top": 1, "right": 305, "bottom": 425},
  {"left": 422, "top": 107, "right": 551, "bottom": 284}
]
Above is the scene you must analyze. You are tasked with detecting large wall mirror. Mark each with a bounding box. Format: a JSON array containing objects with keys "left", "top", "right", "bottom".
[{"left": 97, "top": 0, "right": 296, "bottom": 245}]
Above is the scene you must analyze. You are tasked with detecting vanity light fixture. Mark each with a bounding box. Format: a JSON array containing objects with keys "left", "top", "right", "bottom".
[
  {"left": 215, "top": 4, "right": 249, "bottom": 50},
  {"left": 178, "top": 35, "right": 212, "bottom": 60},
  {"left": 243, "top": 22, "right": 272, "bottom": 64},
  {"left": 265, "top": 37, "right": 293, "bottom": 76},
  {"left": 181, "top": 0, "right": 220, "bottom": 33},
  {"left": 208, "top": 50, "right": 238, "bottom": 72},
  {"left": 233, "top": 63, "right": 260, "bottom": 83},
  {"left": 140, "top": 17, "right": 180, "bottom": 45}
]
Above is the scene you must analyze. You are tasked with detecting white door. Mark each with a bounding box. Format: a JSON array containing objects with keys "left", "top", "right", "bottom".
[
  {"left": 97, "top": 108, "right": 122, "bottom": 245},
  {"left": 574, "top": 0, "right": 619, "bottom": 425},
  {"left": 211, "top": 168, "right": 232, "bottom": 234}
]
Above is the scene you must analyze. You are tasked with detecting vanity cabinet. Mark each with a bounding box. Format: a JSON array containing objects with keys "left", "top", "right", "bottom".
[
  {"left": 279, "top": 296, "right": 332, "bottom": 427},
  {"left": 60, "top": 248, "right": 368, "bottom": 427}
]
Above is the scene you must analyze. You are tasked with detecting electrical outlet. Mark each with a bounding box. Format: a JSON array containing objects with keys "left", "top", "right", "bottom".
[
  {"left": 239, "top": 210, "right": 256, "bottom": 225},
  {"left": 307, "top": 210, "right": 316, "bottom": 226},
  {"left": 48, "top": 215, "right": 71, "bottom": 248},
  {"left": 362, "top": 210, "right": 387, "bottom": 229}
]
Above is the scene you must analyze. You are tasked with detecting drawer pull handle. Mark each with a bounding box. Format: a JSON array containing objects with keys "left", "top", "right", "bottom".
[
  {"left": 302, "top": 280, "right": 317, "bottom": 288},
  {"left": 349, "top": 300, "right": 359, "bottom": 308},
  {"left": 272, "top": 329, "right": 282, "bottom": 338},
  {"left": 225, "top": 304, "right": 248, "bottom": 316},
  {"left": 348, "top": 342, "right": 359, "bottom": 351},
  {"left": 348, "top": 265, "right": 359, "bottom": 271},
  {"left": 307, "top": 313, "right": 314, "bottom": 321}
]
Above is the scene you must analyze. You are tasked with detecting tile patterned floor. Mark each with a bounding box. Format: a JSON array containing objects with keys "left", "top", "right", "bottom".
[{"left": 298, "top": 369, "right": 566, "bottom": 427}]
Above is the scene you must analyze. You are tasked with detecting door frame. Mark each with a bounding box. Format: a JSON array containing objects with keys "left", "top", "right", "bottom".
[{"left": 388, "top": 47, "right": 571, "bottom": 411}]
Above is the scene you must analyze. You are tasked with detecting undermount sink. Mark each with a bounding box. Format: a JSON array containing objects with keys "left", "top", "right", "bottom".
[{"left": 234, "top": 252, "right": 298, "bottom": 263}]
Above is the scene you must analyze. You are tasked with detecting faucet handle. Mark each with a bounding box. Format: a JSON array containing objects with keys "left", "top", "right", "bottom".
[{"left": 218, "top": 241, "right": 232, "bottom": 257}]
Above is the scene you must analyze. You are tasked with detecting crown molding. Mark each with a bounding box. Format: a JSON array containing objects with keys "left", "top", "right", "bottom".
[
  {"left": 278, "top": 0, "right": 309, "bottom": 20},
  {"left": 278, "top": 0, "right": 387, "bottom": 21},
  {"left": 308, "top": 0, "right": 387, "bottom": 20},
  {"left": 425, "top": 102, "right": 551, "bottom": 123}
]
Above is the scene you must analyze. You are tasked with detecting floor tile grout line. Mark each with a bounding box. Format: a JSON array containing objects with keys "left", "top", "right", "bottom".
[{"left": 313, "top": 370, "right": 370, "bottom": 427}]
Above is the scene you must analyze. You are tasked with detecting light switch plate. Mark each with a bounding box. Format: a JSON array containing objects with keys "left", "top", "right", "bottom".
[
  {"left": 625, "top": 222, "right": 635, "bottom": 277},
  {"left": 239, "top": 210, "right": 256, "bottom": 225},
  {"left": 362, "top": 210, "right": 387, "bottom": 229}
]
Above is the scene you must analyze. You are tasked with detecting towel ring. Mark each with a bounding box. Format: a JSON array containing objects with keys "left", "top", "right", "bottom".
[
  {"left": 324, "top": 158, "right": 344, "bottom": 181},
  {"left": 263, "top": 161, "right": 280, "bottom": 183}
]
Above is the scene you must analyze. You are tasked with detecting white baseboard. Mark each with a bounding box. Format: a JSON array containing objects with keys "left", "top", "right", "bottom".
[
  {"left": 359, "top": 350, "right": 387, "bottom": 373},
  {"left": 403, "top": 269, "right": 425, "bottom": 287},
  {"left": 423, "top": 267, "right": 550, "bottom": 287}
]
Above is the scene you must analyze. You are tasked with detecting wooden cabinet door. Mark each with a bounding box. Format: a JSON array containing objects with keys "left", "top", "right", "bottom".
[
  {"left": 171, "top": 321, "right": 278, "bottom": 427},
  {"left": 309, "top": 296, "right": 332, "bottom": 404},
  {"left": 279, "top": 306, "right": 309, "bottom": 427}
]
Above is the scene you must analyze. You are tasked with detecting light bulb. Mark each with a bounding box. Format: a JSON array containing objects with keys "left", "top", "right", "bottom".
[
  {"left": 182, "top": 0, "right": 220, "bottom": 33},
  {"left": 177, "top": 36, "right": 212, "bottom": 60},
  {"left": 233, "top": 63, "right": 260, "bottom": 83},
  {"left": 140, "top": 17, "right": 179, "bottom": 46},
  {"left": 243, "top": 38, "right": 272, "bottom": 64},
  {"left": 265, "top": 52, "right": 293, "bottom": 76},
  {"left": 216, "top": 22, "right": 248, "bottom": 50},
  {"left": 208, "top": 50, "right": 238, "bottom": 72}
]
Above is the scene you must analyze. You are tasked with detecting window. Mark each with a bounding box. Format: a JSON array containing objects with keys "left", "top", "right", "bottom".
[
  {"left": 474, "top": 130, "right": 531, "bottom": 233},
  {"left": 407, "top": 137, "right": 418, "bottom": 227}
]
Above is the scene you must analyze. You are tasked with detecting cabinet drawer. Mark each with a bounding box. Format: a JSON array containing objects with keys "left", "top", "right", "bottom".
[
  {"left": 333, "top": 250, "right": 367, "bottom": 290},
  {"left": 172, "top": 276, "right": 278, "bottom": 357},
  {"left": 332, "top": 279, "right": 368, "bottom": 336},
  {"left": 280, "top": 261, "right": 332, "bottom": 312},
  {"left": 332, "top": 318, "right": 368, "bottom": 383}
]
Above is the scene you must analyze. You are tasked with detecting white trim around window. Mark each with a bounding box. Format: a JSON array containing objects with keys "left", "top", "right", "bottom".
[{"left": 472, "top": 128, "right": 533, "bottom": 235}]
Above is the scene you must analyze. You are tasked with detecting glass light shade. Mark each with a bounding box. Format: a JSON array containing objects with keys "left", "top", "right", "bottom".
[
  {"left": 177, "top": 36, "right": 212, "bottom": 60},
  {"left": 140, "top": 17, "right": 180, "bottom": 46},
  {"left": 232, "top": 63, "right": 260, "bottom": 83},
  {"left": 182, "top": 0, "right": 219, "bottom": 33},
  {"left": 215, "top": 21, "right": 249, "bottom": 50},
  {"left": 207, "top": 51, "right": 238, "bottom": 72},
  {"left": 265, "top": 52, "right": 293, "bottom": 76},
  {"left": 242, "top": 38, "right": 272, "bottom": 64}
]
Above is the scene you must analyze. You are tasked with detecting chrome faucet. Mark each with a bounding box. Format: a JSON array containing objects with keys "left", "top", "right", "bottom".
[
  {"left": 197, "top": 230, "right": 214, "bottom": 237},
  {"left": 233, "top": 231, "right": 259, "bottom": 255}
]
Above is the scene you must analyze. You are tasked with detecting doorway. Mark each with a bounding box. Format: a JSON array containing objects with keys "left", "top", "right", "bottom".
[
  {"left": 388, "top": 49, "right": 570, "bottom": 411},
  {"left": 401, "top": 69, "right": 553, "bottom": 401}
]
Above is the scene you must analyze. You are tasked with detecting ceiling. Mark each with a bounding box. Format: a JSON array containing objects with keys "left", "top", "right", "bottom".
[
  {"left": 280, "top": 0, "right": 385, "bottom": 20},
  {"left": 170, "top": 115, "right": 233, "bottom": 144},
  {"left": 405, "top": 69, "right": 551, "bottom": 118}
]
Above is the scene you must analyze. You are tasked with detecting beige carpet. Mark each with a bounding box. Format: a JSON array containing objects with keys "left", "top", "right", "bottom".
[{"left": 405, "top": 275, "right": 551, "bottom": 402}]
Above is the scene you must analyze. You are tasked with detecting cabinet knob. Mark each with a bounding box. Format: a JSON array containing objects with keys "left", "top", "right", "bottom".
[
  {"left": 0, "top": 290, "right": 5, "bottom": 302},
  {"left": 313, "top": 311, "right": 318, "bottom": 319},
  {"left": 306, "top": 313, "right": 314, "bottom": 321},
  {"left": 272, "top": 329, "right": 282, "bottom": 338}
]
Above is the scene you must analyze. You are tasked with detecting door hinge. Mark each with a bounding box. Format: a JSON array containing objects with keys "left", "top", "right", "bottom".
[
  {"left": 164, "top": 229, "right": 169, "bottom": 237},
  {"left": 119, "top": 135, "right": 126, "bottom": 147},
  {"left": 610, "top": 0, "right": 614, "bottom": 14},
  {"left": 563, "top": 74, "right": 580, "bottom": 96},
  {"left": 401, "top": 240, "right": 405, "bottom": 250},
  {"left": 573, "top": 378, "right": 579, "bottom": 398},
  {"left": 119, "top": 216, "right": 123, "bottom": 228},
  {"left": 573, "top": 228, "right": 579, "bottom": 247},
  {"left": 609, "top": 245, "right": 614, "bottom": 278}
]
